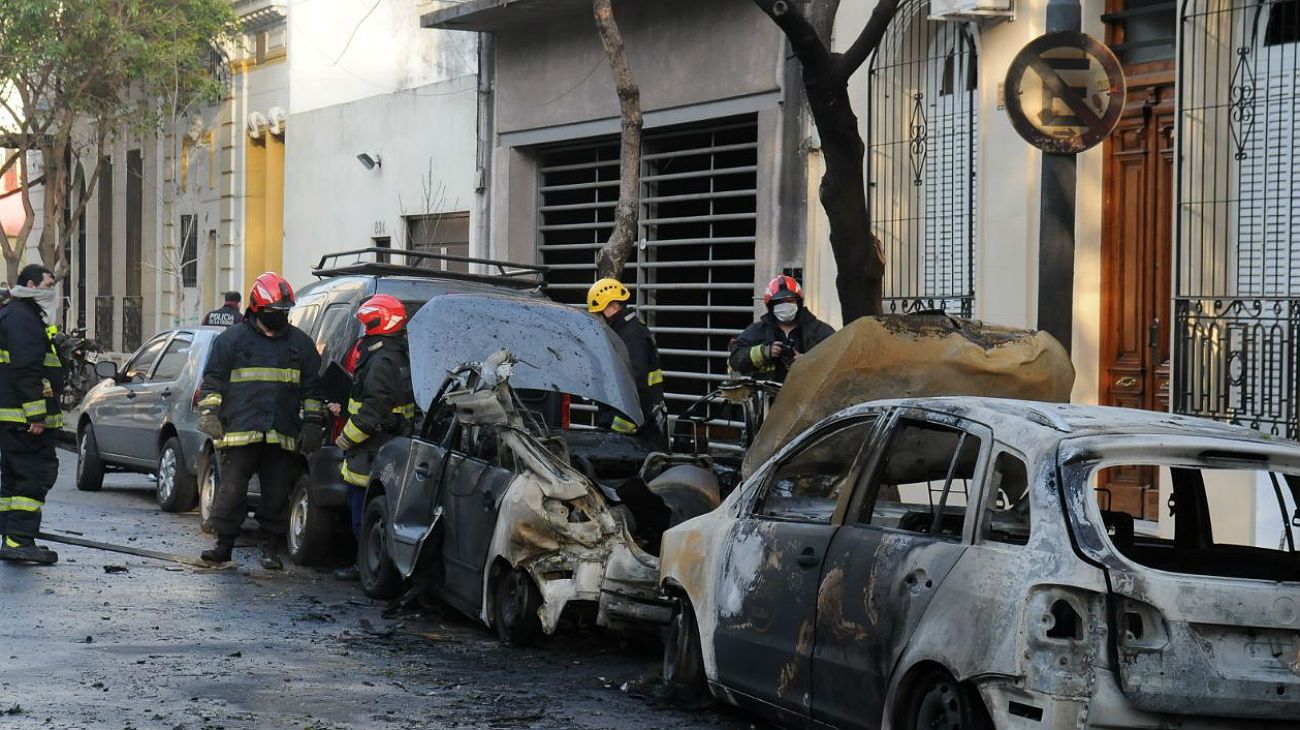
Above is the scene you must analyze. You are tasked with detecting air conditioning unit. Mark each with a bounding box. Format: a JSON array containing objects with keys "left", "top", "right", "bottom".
[{"left": 929, "top": 0, "right": 1013, "bottom": 20}]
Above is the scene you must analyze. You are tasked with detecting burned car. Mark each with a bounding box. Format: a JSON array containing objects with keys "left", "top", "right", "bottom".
[
  {"left": 659, "top": 397, "right": 1300, "bottom": 730},
  {"left": 363, "top": 294, "right": 719, "bottom": 642}
]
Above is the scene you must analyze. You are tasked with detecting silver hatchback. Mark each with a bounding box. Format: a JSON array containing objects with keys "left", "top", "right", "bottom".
[{"left": 74, "top": 327, "right": 225, "bottom": 513}]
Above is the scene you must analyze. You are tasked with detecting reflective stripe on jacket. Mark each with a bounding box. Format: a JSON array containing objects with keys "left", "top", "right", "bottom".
[
  {"left": 727, "top": 309, "right": 836, "bottom": 383},
  {"left": 0, "top": 298, "right": 63, "bottom": 427},
  {"left": 199, "top": 318, "right": 323, "bottom": 451}
]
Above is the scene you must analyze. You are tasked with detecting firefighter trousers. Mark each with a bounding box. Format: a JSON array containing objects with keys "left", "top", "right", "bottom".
[
  {"left": 210, "top": 443, "right": 299, "bottom": 539},
  {"left": 0, "top": 427, "right": 59, "bottom": 541}
]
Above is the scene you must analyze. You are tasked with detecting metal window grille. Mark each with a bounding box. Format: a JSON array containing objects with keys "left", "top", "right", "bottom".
[
  {"left": 180, "top": 214, "right": 198, "bottom": 288},
  {"left": 94, "top": 296, "right": 114, "bottom": 352},
  {"left": 867, "top": 0, "right": 977, "bottom": 317},
  {"left": 537, "top": 116, "right": 758, "bottom": 444},
  {"left": 122, "top": 295, "right": 143, "bottom": 352},
  {"left": 1175, "top": 0, "right": 1300, "bottom": 438}
]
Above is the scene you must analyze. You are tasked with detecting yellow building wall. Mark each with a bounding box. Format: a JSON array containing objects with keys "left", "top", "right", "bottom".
[{"left": 244, "top": 132, "right": 285, "bottom": 296}]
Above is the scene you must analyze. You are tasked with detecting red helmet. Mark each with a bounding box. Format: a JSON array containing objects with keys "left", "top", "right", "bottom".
[
  {"left": 763, "top": 275, "right": 803, "bottom": 308},
  {"left": 357, "top": 294, "right": 407, "bottom": 336},
  {"left": 249, "top": 272, "right": 295, "bottom": 312}
]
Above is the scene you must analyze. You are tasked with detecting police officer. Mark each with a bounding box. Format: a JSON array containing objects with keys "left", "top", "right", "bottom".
[
  {"left": 729, "top": 275, "right": 836, "bottom": 384},
  {"left": 0, "top": 264, "right": 63, "bottom": 564},
  {"left": 202, "top": 291, "right": 244, "bottom": 327},
  {"left": 587, "top": 278, "right": 667, "bottom": 448},
  {"left": 329, "top": 294, "right": 415, "bottom": 582},
  {"left": 196, "top": 272, "right": 324, "bottom": 568}
]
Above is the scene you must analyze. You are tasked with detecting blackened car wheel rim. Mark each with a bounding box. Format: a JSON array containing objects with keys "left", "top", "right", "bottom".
[
  {"left": 365, "top": 515, "right": 386, "bottom": 575},
  {"left": 914, "top": 677, "right": 964, "bottom": 730},
  {"left": 77, "top": 433, "right": 88, "bottom": 480},
  {"left": 200, "top": 464, "right": 216, "bottom": 523},
  {"left": 157, "top": 448, "right": 178, "bottom": 503},
  {"left": 288, "top": 489, "right": 309, "bottom": 554}
]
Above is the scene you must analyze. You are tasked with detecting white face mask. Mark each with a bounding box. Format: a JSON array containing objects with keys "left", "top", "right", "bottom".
[{"left": 773, "top": 302, "right": 799, "bottom": 323}]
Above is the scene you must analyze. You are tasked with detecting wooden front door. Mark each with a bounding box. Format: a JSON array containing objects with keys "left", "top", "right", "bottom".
[{"left": 1100, "top": 61, "right": 1175, "bottom": 520}]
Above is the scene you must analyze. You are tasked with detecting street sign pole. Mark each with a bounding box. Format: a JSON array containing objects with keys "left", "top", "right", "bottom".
[{"left": 1037, "top": 0, "right": 1082, "bottom": 354}]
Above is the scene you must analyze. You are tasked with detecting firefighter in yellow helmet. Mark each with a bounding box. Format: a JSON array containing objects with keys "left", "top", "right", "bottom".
[{"left": 587, "top": 278, "right": 667, "bottom": 448}]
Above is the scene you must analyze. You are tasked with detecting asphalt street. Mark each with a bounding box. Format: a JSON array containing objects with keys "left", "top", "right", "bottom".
[{"left": 0, "top": 450, "right": 757, "bottom": 730}]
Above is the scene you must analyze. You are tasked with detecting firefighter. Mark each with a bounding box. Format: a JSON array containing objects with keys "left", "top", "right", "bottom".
[
  {"left": 202, "top": 291, "right": 244, "bottom": 327},
  {"left": 329, "top": 294, "right": 415, "bottom": 582},
  {"left": 0, "top": 264, "right": 64, "bottom": 564},
  {"left": 729, "top": 275, "right": 836, "bottom": 384},
  {"left": 587, "top": 278, "right": 667, "bottom": 448},
  {"left": 195, "top": 272, "right": 324, "bottom": 569}
]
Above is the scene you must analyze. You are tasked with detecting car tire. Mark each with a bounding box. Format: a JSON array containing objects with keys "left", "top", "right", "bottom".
[
  {"left": 286, "top": 474, "right": 333, "bottom": 566},
  {"left": 663, "top": 593, "right": 707, "bottom": 703},
  {"left": 493, "top": 565, "right": 542, "bottom": 645},
  {"left": 198, "top": 450, "right": 219, "bottom": 534},
  {"left": 900, "top": 667, "right": 992, "bottom": 730},
  {"left": 76, "top": 426, "right": 105, "bottom": 492},
  {"left": 358, "top": 497, "right": 402, "bottom": 599},
  {"left": 155, "top": 437, "right": 199, "bottom": 513}
]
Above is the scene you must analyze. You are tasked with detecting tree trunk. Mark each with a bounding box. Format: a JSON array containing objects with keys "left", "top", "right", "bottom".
[
  {"left": 753, "top": 0, "right": 899, "bottom": 322},
  {"left": 592, "top": 0, "right": 643, "bottom": 280}
]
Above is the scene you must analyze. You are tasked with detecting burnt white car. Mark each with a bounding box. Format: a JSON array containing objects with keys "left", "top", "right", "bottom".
[
  {"left": 659, "top": 397, "right": 1300, "bottom": 730},
  {"left": 364, "top": 294, "right": 719, "bottom": 642}
]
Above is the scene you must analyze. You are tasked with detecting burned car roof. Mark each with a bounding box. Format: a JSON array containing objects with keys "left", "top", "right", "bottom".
[{"left": 408, "top": 293, "right": 644, "bottom": 425}]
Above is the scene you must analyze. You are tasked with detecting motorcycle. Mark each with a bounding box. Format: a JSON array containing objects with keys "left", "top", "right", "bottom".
[{"left": 56, "top": 328, "right": 105, "bottom": 411}]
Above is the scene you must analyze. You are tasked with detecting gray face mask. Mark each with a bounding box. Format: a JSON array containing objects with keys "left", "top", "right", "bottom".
[
  {"left": 773, "top": 302, "right": 799, "bottom": 323},
  {"left": 9, "top": 285, "right": 59, "bottom": 324}
]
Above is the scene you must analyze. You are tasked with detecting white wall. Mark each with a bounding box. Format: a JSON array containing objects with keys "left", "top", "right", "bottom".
[
  {"left": 287, "top": 0, "right": 477, "bottom": 114},
  {"left": 281, "top": 74, "right": 478, "bottom": 287}
]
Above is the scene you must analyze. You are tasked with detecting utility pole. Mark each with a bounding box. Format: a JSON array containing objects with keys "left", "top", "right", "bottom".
[{"left": 1036, "top": 0, "right": 1082, "bottom": 352}]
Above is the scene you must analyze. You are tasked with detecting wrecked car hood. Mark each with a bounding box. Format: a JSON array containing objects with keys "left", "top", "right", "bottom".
[{"left": 408, "top": 293, "right": 644, "bottom": 426}]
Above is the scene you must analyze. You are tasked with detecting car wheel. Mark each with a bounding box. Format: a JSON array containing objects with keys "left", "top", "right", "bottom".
[
  {"left": 155, "top": 437, "right": 199, "bottom": 513},
  {"left": 198, "top": 451, "right": 218, "bottom": 534},
  {"left": 493, "top": 565, "right": 542, "bottom": 645},
  {"left": 901, "top": 667, "right": 991, "bottom": 730},
  {"left": 663, "top": 593, "right": 707, "bottom": 703},
  {"left": 286, "top": 474, "right": 333, "bottom": 566},
  {"left": 76, "top": 426, "right": 105, "bottom": 492},
  {"left": 358, "top": 497, "right": 402, "bottom": 599}
]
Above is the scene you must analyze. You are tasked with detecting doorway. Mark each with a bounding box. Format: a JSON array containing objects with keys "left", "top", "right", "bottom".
[{"left": 1099, "top": 0, "right": 1176, "bottom": 519}]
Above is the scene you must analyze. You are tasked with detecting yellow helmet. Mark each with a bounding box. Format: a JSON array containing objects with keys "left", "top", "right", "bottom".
[{"left": 587, "top": 278, "right": 630, "bottom": 313}]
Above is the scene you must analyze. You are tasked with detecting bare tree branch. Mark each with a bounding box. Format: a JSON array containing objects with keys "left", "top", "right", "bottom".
[
  {"left": 835, "top": 0, "right": 899, "bottom": 79},
  {"left": 592, "top": 0, "right": 643, "bottom": 280}
]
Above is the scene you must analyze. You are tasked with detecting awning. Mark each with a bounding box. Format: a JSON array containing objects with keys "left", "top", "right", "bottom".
[{"left": 421, "top": 0, "right": 594, "bottom": 32}]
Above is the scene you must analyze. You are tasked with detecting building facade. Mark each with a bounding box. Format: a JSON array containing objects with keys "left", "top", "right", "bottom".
[{"left": 427, "top": 0, "right": 1299, "bottom": 539}]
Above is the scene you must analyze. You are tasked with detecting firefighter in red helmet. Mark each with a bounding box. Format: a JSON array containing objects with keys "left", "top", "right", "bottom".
[
  {"left": 728, "top": 275, "right": 836, "bottom": 383},
  {"left": 329, "top": 294, "right": 415, "bottom": 584},
  {"left": 196, "top": 272, "right": 324, "bottom": 568}
]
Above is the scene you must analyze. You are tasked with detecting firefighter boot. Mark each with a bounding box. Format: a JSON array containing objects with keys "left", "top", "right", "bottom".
[
  {"left": 201, "top": 534, "right": 236, "bottom": 564},
  {"left": 333, "top": 564, "right": 360, "bottom": 582},
  {"left": 0, "top": 535, "right": 59, "bottom": 565},
  {"left": 259, "top": 532, "right": 283, "bottom": 571}
]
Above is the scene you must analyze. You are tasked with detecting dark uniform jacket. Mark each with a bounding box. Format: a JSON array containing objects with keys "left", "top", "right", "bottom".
[
  {"left": 198, "top": 318, "right": 323, "bottom": 450},
  {"left": 339, "top": 334, "right": 416, "bottom": 487},
  {"left": 0, "top": 297, "right": 64, "bottom": 429},
  {"left": 202, "top": 305, "right": 244, "bottom": 328},
  {"left": 598, "top": 307, "right": 665, "bottom": 437},
  {"left": 729, "top": 308, "right": 836, "bottom": 383}
]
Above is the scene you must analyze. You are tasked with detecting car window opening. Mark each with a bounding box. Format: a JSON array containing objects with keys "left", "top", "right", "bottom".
[
  {"left": 1089, "top": 464, "right": 1300, "bottom": 582},
  {"left": 861, "top": 419, "right": 982, "bottom": 540},
  {"left": 757, "top": 418, "right": 879, "bottom": 524},
  {"left": 983, "top": 451, "right": 1031, "bottom": 546}
]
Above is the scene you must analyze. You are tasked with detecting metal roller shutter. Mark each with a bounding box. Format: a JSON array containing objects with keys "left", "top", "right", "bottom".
[{"left": 537, "top": 116, "right": 759, "bottom": 445}]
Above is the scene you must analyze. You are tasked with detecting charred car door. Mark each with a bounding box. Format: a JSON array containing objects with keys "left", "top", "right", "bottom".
[
  {"left": 712, "top": 415, "right": 880, "bottom": 718},
  {"left": 384, "top": 435, "right": 449, "bottom": 578},
  {"left": 434, "top": 424, "right": 516, "bottom": 620},
  {"left": 810, "top": 411, "right": 988, "bottom": 729}
]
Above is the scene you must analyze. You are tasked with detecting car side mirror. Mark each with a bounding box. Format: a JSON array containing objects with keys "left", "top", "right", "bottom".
[{"left": 94, "top": 360, "right": 118, "bottom": 380}]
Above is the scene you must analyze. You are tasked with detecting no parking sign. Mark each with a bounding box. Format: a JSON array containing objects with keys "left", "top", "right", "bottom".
[{"left": 1004, "top": 31, "right": 1126, "bottom": 154}]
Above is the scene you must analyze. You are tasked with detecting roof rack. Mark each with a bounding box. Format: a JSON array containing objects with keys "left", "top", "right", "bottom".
[{"left": 312, "top": 247, "right": 547, "bottom": 290}]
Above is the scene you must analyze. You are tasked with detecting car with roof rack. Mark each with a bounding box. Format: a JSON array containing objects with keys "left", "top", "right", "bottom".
[{"left": 202, "top": 247, "right": 552, "bottom": 566}]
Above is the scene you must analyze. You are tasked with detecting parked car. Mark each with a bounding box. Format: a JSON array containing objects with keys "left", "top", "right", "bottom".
[
  {"left": 279, "top": 247, "right": 549, "bottom": 566},
  {"left": 658, "top": 397, "right": 1300, "bottom": 730},
  {"left": 364, "top": 293, "right": 720, "bottom": 642},
  {"left": 75, "top": 327, "right": 224, "bottom": 513}
]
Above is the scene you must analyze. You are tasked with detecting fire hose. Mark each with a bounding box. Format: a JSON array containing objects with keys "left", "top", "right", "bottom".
[{"left": 36, "top": 531, "right": 222, "bottom": 569}]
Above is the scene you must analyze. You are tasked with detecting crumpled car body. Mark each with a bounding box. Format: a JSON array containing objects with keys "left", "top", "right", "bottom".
[
  {"left": 659, "top": 397, "right": 1300, "bottom": 729},
  {"left": 372, "top": 294, "right": 718, "bottom": 636}
]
